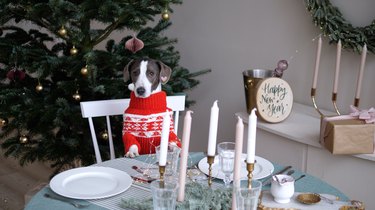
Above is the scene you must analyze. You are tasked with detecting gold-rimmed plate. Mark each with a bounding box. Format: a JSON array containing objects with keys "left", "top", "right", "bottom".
[{"left": 296, "top": 193, "right": 321, "bottom": 205}]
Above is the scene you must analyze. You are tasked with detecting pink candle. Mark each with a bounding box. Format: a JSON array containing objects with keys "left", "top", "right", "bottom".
[
  {"left": 177, "top": 110, "right": 193, "bottom": 202},
  {"left": 232, "top": 116, "right": 244, "bottom": 210},
  {"left": 246, "top": 108, "right": 257, "bottom": 163},
  {"left": 333, "top": 40, "right": 342, "bottom": 93},
  {"left": 312, "top": 36, "right": 322, "bottom": 89},
  {"left": 207, "top": 100, "right": 219, "bottom": 156},
  {"left": 159, "top": 111, "right": 170, "bottom": 166},
  {"left": 355, "top": 44, "right": 367, "bottom": 99}
]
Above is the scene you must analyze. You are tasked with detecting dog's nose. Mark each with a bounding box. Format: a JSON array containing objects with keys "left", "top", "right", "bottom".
[{"left": 136, "top": 87, "right": 145, "bottom": 96}]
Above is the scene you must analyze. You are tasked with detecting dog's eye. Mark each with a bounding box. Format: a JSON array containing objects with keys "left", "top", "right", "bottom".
[{"left": 148, "top": 72, "right": 155, "bottom": 77}]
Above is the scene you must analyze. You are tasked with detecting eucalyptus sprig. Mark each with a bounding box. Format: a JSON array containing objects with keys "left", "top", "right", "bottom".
[{"left": 305, "top": 0, "right": 375, "bottom": 54}]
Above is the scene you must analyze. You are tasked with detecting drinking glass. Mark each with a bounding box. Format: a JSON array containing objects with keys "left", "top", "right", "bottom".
[
  {"left": 235, "top": 180, "right": 262, "bottom": 210},
  {"left": 150, "top": 179, "right": 179, "bottom": 210},
  {"left": 217, "top": 142, "right": 236, "bottom": 187},
  {"left": 155, "top": 144, "right": 181, "bottom": 177}
]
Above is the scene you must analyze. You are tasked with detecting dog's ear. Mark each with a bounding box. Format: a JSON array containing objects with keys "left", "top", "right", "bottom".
[
  {"left": 123, "top": 59, "right": 134, "bottom": 82},
  {"left": 157, "top": 61, "right": 172, "bottom": 84}
]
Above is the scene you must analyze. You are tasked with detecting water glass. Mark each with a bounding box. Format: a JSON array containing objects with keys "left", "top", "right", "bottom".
[
  {"left": 155, "top": 144, "right": 181, "bottom": 176},
  {"left": 235, "top": 180, "right": 262, "bottom": 210},
  {"left": 150, "top": 179, "right": 179, "bottom": 210},
  {"left": 217, "top": 142, "right": 236, "bottom": 187}
]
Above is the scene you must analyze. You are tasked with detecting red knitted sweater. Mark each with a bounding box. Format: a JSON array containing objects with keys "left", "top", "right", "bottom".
[{"left": 122, "top": 91, "right": 181, "bottom": 154}]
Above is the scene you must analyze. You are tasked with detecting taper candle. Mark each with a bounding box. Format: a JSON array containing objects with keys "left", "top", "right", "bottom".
[
  {"left": 159, "top": 111, "right": 170, "bottom": 166},
  {"left": 232, "top": 116, "right": 244, "bottom": 210},
  {"left": 355, "top": 44, "right": 367, "bottom": 99},
  {"left": 312, "top": 36, "right": 322, "bottom": 89},
  {"left": 246, "top": 108, "right": 257, "bottom": 163},
  {"left": 177, "top": 110, "right": 193, "bottom": 202},
  {"left": 207, "top": 100, "right": 219, "bottom": 156},
  {"left": 333, "top": 40, "right": 342, "bottom": 93}
]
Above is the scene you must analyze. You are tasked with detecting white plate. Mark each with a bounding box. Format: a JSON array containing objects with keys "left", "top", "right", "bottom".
[
  {"left": 50, "top": 166, "right": 132, "bottom": 199},
  {"left": 198, "top": 154, "right": 274, "bottom": 180}
]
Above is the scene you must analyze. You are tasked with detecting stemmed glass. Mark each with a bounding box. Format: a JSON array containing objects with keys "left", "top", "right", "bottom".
[{"left": 217, "top": 142, "right": 236, "bottom": 187}]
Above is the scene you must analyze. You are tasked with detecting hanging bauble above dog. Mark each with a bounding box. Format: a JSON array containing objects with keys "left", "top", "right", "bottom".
[{"left": 125, "top": 35, "right": 144, "bottom": 54}]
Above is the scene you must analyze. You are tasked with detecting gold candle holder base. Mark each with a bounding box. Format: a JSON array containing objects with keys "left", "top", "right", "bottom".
[
  {"left": 207, "top": 155, "right": 215, "bottom": 187},
  {"left": 159, "top": 165, "right": 166, "bottom": 188},
  {"left": 246, "top": 161, "right": 255, "bottom": 189}
]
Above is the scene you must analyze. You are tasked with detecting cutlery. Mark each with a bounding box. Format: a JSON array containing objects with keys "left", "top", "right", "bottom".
[
  {"left": 44, "top": 193, "right": 89, "bottom": 208},
  {"left": 131, "top": 165, "right": 154, "bottom": 178},
  {"left": 262, "top": 165, "right": 292, "bottom": 186},
  {"left": 314, "top": 193, "right": 334, "bottom": 204},
  {"left": 294, "top": 174, "right": 306, "bottom": 182},
  {"left": 131, "top": 175, "right": 155, "bottom": 183}
]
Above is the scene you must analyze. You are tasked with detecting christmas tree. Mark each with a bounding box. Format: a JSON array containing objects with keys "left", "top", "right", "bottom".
[{"left": 0, "top": 0, "right": 210, "bottom": 174}]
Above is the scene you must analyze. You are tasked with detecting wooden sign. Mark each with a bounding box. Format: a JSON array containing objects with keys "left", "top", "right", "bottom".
[{"left": 255, "top": 77, "right": 293, "bottom": 123}]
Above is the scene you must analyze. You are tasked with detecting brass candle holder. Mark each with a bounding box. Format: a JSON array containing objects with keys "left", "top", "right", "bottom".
[
  {"left": 246, "top": 161, "right": 255, "bottom": 189},
  {"left": 206, "top": 155, "right": 215, "bottom": 187},
  {"left": 354, "top": 98, "right": 360, "bottom": 108},
  {"left": 159, "top": 165, "right": 166, "bottom": 188},
  {"left": 310, "top": 88, "right": 324, "bottom": 117}
]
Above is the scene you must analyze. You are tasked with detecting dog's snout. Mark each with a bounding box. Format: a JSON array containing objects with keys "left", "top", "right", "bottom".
[{"left": 136, "top": 87, "right": 145, "bottom": 96}]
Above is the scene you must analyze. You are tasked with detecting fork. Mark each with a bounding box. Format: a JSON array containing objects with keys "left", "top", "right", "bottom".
[{"left": 44, "top": 193, "right": 89, "bottom": 208}]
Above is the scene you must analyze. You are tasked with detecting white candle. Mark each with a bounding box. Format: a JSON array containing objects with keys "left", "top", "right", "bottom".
[
  {"left": 177, "top": 110, "right": 193, "bottom": 202},
  {"left": 355, "top": 44, "right": 367, "bottom": 99},
  {"left": 207, "top": 100, "right": 219, "bottom": 156},
  {"left": 232, "top": 116, "right": 244, "bottom": 210},
  {"left": 159, "top": 111, "right": 170, "bottom": 166},
  {"left": 312, "top": 36, "right": 322, "bottom": 89},
  {"left": 333, "top": 40, "right": 342, "bottom": 93},
  {"left": 246, "top": 108, "right": 257, "bottom": 163}
]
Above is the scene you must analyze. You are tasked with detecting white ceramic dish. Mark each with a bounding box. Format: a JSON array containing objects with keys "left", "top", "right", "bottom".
[
  {"left": 50, "top": 166, "right": 132, "bottom": 199},
  {"left": 198, "top": 154, "right": 274, "bottom": 180}
]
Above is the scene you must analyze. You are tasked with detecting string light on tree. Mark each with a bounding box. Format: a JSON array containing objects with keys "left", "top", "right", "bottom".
[
  {"left": 19, "top": 135, "right": 29, "bottom": 144},
  {"left": 58, "top": 26, "right": 67, "bottom": 36},
  {"left": 35, "top": 82, "right": 43, "bottom": 92}
]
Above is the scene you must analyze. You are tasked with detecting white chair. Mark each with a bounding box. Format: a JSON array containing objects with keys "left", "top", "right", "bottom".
[{"left": 80, "top": 94, "right": 186, "bottom": 163}]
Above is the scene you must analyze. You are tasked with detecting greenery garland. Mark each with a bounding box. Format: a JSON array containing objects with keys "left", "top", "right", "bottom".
[{"left": 305, "top": 0, "right": 375, "bottom": 54}]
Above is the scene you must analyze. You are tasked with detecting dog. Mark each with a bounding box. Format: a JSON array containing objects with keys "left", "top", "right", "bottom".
[{"left": 122, "top": 58, "right": 181, "bottom": 157}]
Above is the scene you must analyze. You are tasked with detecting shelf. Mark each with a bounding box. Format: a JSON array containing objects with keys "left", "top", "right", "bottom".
[{"left": 236, "top": 102, "right": 375, "bottom": 162}]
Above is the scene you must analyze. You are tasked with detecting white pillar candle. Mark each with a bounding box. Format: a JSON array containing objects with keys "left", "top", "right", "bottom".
[
  {"left": 159, "top": 111, "right": 170, "bottom": 166},
  {"left": 312, "top": 36, "right": 322, "bottom": 89},
  {"left": 333, "top": 40, "right": 342, "bottom": 93},
  {"left": 246, "top": 108, "right": 257, "bottom": 163},
  {"left": 355, "top": 44, "right": 367, "bottom": 99},
  {"left": 232, "top": 116, "right": 244, "bottom": 210},
  {"left": 207, "top": 100, "right": 219, "bottom": 157},
  {"left": 177, "top": 110, "right": 193, "bottom": 202}
]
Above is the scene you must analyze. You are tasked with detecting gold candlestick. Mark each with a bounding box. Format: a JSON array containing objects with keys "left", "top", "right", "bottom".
[
  {"left": 331, "top": 93, "right": 341, "bottom": 115},
  {"left": 246, "top": 161, "right": 255, "bottom": 189},
  {"left": 207, "top": 155, "right": 215, "bottom": 187},
  {"left": 159, "top": 165, "right": 166, "bottom": 188},
  {"left": 311, "top": 88, "right": 324, "bottom": 117}
]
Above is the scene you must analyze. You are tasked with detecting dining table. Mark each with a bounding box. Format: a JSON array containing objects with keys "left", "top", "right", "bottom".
[{"left": 24, "top": 152, "right": 351, "bottom": 210}]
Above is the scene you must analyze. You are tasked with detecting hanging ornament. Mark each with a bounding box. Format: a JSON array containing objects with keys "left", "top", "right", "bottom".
[
  {"left": 0, "top": 118, "right": 8, "bottom": 127},
  {"left": 161, "top": 9, "right": 169, "bottom": 21},
  {"left": 273, "top": 60, "right": 288, "bottom": 78},
  {"left": 80, "top": 65, "right": 89, "bottom": 76},
  {"left": 19, "top": 135, "right": 29, "bottom": 144},
  {"left": 35, "top": 82, "right": 43, "bottom": 92},
  {"left": 58, "top": 26, "right": 67, "bottom": 37},
  {"left": 125, "top": 35, "right": 144, "bottom": 53},
  {"left": 7, "top": 68, "right": 25, "bottom": 81},
  {"left": 70, "top": 45, "right": 78, "bottom": 55},
  {"left": 72, "top": 90, "right": 81, "bottom": 101},
  {"left": 100, "top": 130, "right": 109, "bottom": 141}
]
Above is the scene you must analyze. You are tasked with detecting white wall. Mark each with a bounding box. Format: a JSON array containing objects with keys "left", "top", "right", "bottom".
[{"left": 163, "top": 0, "right": 375, "bottom": 152}]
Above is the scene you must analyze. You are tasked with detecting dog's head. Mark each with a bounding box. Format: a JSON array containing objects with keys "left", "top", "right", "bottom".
[{"left": 123, "top": 58, "right": 172, "bottom": 98}]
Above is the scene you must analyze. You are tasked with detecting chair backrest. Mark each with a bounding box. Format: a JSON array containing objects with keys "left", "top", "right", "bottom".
[{"left": 80, "top": 94, "right": 186, "bottom": 163}]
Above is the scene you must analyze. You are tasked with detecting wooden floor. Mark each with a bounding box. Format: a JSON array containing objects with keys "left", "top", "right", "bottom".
[{"left": 0, "top": 151, "right": 53, "bottom": 210}]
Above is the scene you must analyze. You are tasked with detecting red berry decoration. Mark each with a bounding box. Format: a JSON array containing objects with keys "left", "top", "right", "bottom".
[{"left": 125, "top": 35, "right": 144, "bottom": 53}]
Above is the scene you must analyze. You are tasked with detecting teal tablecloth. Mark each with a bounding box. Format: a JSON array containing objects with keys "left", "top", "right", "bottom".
[{"left": 24, "top": 152, "right": 348, "bottom": 210}]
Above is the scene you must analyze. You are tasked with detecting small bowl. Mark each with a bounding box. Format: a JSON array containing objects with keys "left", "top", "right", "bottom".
[{"left": 297, "top": 193, "right": 321, "bottom": 205}]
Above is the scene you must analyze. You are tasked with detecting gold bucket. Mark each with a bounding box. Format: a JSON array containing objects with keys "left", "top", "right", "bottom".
[{"left": 243, "top": 69, "right": 273, "bottom": 114}]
